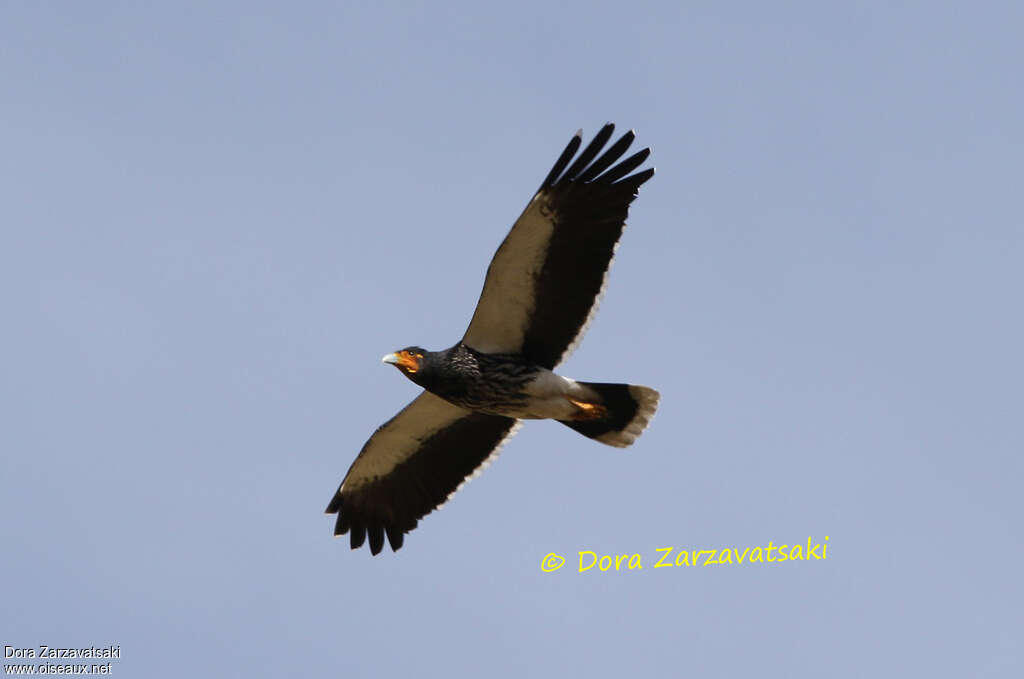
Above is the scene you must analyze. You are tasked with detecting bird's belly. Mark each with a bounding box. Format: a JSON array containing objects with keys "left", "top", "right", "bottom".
[
  {"left": 437, "top": 370, "right": 583, "bottom": 420},
  {"left": 498, "top": 397, "right": 580, "bottom": 420}
]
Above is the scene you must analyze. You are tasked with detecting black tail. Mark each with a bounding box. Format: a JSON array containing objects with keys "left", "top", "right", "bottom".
[{"left": 558, "top": 382, "right": 660, "bottom": 448}]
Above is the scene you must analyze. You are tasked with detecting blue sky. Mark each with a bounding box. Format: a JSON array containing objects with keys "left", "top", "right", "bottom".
[{"left": 2, "top": 2, "right": 1022, "bottom": 676}]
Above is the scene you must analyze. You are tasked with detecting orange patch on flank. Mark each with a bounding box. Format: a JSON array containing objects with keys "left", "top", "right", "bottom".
[{"left": 568, "top": 398, "right": 608, "bottom": 420}]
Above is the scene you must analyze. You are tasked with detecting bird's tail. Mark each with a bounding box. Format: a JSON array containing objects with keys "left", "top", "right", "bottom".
[{"left": 557, "top": 382, "right": 660, "bottom": 448}]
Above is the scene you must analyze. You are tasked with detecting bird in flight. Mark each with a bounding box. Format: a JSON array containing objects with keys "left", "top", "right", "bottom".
[{"left": 326, "top": 123, "right": 659, "bottom": 554}]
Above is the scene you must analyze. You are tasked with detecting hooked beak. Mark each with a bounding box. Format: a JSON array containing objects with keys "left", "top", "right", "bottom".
[{"left": 382, "top": 351, "right": 420, "bottom": 373}]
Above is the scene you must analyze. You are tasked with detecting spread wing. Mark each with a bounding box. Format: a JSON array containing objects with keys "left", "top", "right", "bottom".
[
  {"left": 462, "top": 123, "right": 655, "bottom": 369},
  {"left": 325, "top": 392, "right": 520, "bottom": 554}
]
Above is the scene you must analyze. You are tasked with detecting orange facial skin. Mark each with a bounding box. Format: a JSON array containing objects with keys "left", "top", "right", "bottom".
[{"left": 383, "top": 350, "right": 423, "bottom": 374}]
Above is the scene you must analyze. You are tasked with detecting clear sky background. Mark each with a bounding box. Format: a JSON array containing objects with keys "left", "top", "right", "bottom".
[{"left": 3, "top": 2, "right": 1021, "bottom": 676}]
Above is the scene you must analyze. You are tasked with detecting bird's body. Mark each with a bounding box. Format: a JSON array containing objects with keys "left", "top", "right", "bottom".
[
  {"left": 402, "top": 343, "right": 541, "bottom": 417},
  {"left": 387, "top": 342, "right": 657, "bottom": 426},
  {"left": 326, "top": 123, "right": 660, "bottom": 554}
]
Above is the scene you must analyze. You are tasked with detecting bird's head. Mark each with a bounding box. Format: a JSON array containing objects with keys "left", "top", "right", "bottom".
[{"left": 382, "top": 346, "right": 428, "bottom": 382}]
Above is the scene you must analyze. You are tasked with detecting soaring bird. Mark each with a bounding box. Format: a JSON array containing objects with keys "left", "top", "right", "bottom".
[{"left": 326, "top": 123, "right": 659, "bottom": 554}]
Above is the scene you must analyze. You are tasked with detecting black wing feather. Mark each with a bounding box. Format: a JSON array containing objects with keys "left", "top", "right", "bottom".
[
  {"left": 349, "top": 522, "right": 366, "bottom": 550},
  {"left": 561, "top": 122, "right": 616, "bottom": 181},
  {"left": 538, "top": 131, "right": 583, "bottom": 189},
  {"left": 576, "top": 129, "right": 635, "bottom": 183},
  {"left": 598, "top": 147, "right": 650, "bottom": 183},
  {"left": 367, "top": 524, "right": 385, "bottom": 556}
]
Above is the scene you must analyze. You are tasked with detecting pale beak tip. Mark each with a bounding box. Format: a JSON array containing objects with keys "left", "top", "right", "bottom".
[{"left": 381, "top": 353, "right": 399, "bottom": 365}]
